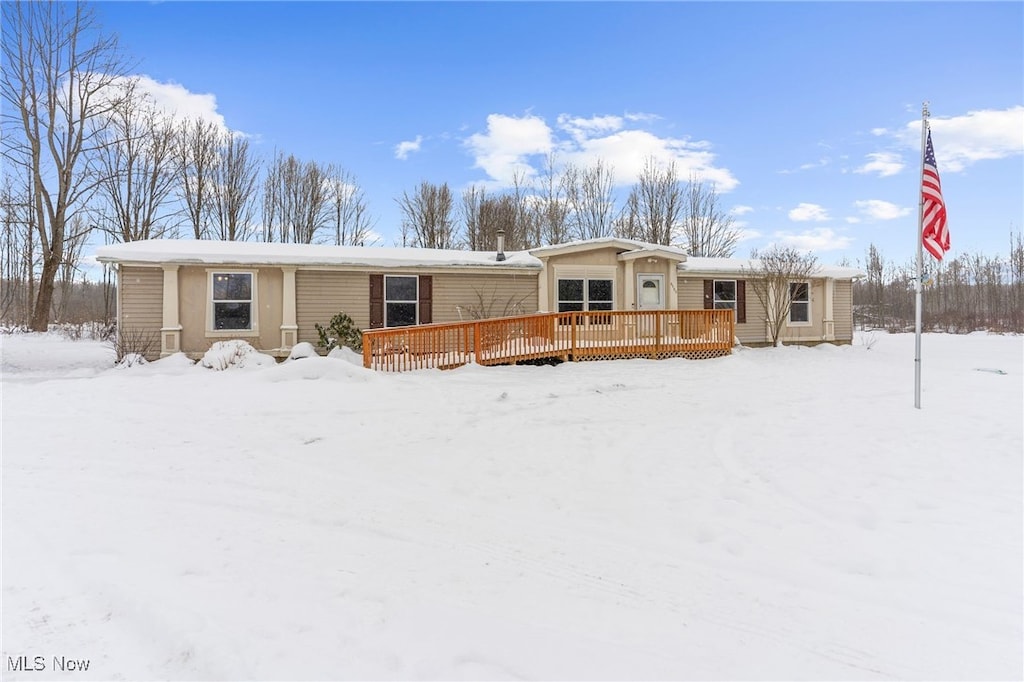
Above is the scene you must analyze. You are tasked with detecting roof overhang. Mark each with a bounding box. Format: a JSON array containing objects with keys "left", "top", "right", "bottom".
[
  {"left": 94, "top": 239, "right": 543, "bottom": 271},
  {"left": 529, "top": 237, "right": 689, "bottom": 260},
  {"left": 617, "top": 247, "right": 687, "bottom": 263}
]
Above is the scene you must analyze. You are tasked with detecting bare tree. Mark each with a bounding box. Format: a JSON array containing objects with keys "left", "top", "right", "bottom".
[
  {"left": 461, "top": 184, "right": 488, "bottom": 251},
  {"left": 565, "top": 159, "right": 616, "bottom": 241},
  {"left": 0, "top": 172, "right": 37, "bottom": 324},
  {"left": 533, "top": 153, "right": 572, "bottom": 246},
  {"left": 54, "top": 214, "right": 89, "bottom": 322},
  {"left": 94, "top": 78, "right": 180, "bottom": 242},
  {"left": 679, "top": 174, "right": 739, "bottom": 257},
  {"left": 396, "top": 181, "right": 458, "bottom": 249},
  {"left": 175, "top": 116, "right": 219, "bottom": 239},
  {"left": 262, "top": 152, "right": 332, "bottom": 243},
  {"left": 327, "top": 167, "right": 375, "bottom": 246},
  {"left": 615, "top": 157, "right": 682, "bottom": 245},
  {"left": 210, "top": 132, "right": 260, "bottom": 241},
  {"left": 743, "top": 245, "right": 818, "bottom": 347},
  {"left": 1, "top": 0, "right": 129, "bottom": 330},
  {"left": 461, "top": 182, "right": 535, "bottom": 252}
]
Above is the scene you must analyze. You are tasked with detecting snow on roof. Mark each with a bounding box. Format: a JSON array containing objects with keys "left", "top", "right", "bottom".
[
  {"left": 95, "top": 239, "right": 542, "bottom": 269},
  {"left": 681, "top": 257, "right": 864, "bottom": 279},
  {"left": 529, "top": 236, "right": 689, "bottom": 259},
  {"left": 94, "top": 239, "right": 864, "bottom": 279}
]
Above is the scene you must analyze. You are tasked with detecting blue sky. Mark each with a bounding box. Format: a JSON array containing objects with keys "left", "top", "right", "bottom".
[{"left": 94, "top": 1, "right": 1023, "bottom": 266}]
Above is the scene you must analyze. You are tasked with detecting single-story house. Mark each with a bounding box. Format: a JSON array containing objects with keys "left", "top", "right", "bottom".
[{"left": 95, "top": 237, "right": 864, "bottom": 361}]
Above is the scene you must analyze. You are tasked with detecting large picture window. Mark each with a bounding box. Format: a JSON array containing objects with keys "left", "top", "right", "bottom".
[
  {"left": 558, "top": 277, "right": 613, "bottom": 323},
  {"left": 385, "top": 275, "right": 418, "bottom": 327},
  {"left": 789, "top": 282, "right": 810, "bottom": 324},
  {"left": 212, "top": 272, "right": 253, "bottom": 330}
]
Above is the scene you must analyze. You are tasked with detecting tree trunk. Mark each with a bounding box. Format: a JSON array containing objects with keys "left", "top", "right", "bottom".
[{"left": 31, "top": 253, "right": 59, "bottom": 331}]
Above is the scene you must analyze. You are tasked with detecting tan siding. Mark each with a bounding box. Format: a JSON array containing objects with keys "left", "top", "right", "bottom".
[
  {"left": 178, "top": 266, "right": 285, "bottom": 355},
  {"left": 119, "top": 266, "right": 163, "bottom": 359},
  {"left": 834, "top": 279, "right": 853, "bottom": 341},
  {"left": 432, "top": 272, "right": 539, "bottom": 322},
  {"left": 778, "top": 279, "right": 825, "bottom": 343},
  {"left": 677, "top": 275, "right": 766, "bottom": 344},
  {"left": 295, "top": 271, "right": 370, "bottom": 345},
  {"left": 542, "top": 248, "right": 625, "bottom": 311}
]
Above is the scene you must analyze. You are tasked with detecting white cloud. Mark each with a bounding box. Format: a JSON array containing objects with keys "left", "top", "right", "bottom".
[
  {"left": 731, "top": 205, "right": 754, "bottom": 216},
  {"left": 854, "top": 199, "right": 912, "bottom": 221},
  {"left": 463, "top": 111, "right": 739, "bottom": 192},
  {"left": 111, "top": 74, "right": 229, "bottom": 132},
  {"left": 773, "top": 228, "right": 853, "bottom": 252},
  {"left": 876, "top": 106, "right": 1024, "bottom": 173},
  {"left": 556, "top": 114, "right": 624, "bottom": 142},
  {"left": 800, "top": 158, "right": 830, "bottom": 170},
  {"left": 394, "top": 135, "right": 423, "bottom": 161},
  {"left": 788, "top": 203, "right": 830, "bottom": 222},
  {"left": 464, "top": 114, "right": 554, "bottom": 186},
  {"left": 854, "top": 152, "right": 904, "bottom": 177},
  {"left": 624, "top": 111, "right": 661, "bottom": 124},
  {"left": 736, "top": 227, "right": 761, "bottom": 243}
]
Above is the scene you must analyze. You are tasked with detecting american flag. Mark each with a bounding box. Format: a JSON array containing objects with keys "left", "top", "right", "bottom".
[{"left": 921, "top": 127, "right": 949, "bottom": 260}]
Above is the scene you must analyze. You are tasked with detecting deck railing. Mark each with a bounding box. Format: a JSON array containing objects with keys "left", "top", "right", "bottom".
[{"left": 361, "top": 309, "right": 735, "bottom": 372}]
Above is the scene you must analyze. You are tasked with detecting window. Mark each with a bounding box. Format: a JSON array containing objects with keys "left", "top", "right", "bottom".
[
  {"left": 385, "top": 275, "right": 418, "bottom": 327},
  {"left": 557, "top": 278, "right": 584, "bottom": 312},
  {"left": 704, "top": 279, "right": 745, "bottom": 323},
  {"left": 713, "top": 280, "right": 736, "bottom": 311},
  {"left": 789, "top": 282, "right": 810, "bottom": 324},
  {"left": 557, "top": 277, "right": 613, "bottom": 323},
  {"left": 211, "top": 272, "right": 253, "bottom": 330}
]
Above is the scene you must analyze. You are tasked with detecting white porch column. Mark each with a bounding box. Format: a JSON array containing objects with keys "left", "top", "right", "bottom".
[
  {"left": 667, "top": 266, "right": 679, "bottom": 310},
  {"left": 160, "top": 265, "right": 182, "bottom": 357},
  {"left": 624, "top": 259, "right": 635, "bottom": 310},
  {"left": 537, "top": 262, "right": 549, "bottom": 312},
  {"left": 823, "top": 277, "right": 835, "bottom": 341},
  {"left": 280, "top": 266, "right": 298, "bottom": 349}
]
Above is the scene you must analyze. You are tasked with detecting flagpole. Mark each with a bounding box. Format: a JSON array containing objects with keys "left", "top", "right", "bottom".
[{"left": 914, "top": 102, "right": 929, "bottom": 409}]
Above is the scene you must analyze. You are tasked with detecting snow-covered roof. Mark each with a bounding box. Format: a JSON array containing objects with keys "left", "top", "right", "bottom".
[
  {"left": 529, "top": 237, "right": 689, "bottom": 260},
  {"left": 681, "top": 257, "right": 865, "bottom": 279},
  {"left": 95, "top": 239, "right": 542, "bottom": 269},
  {"left": 94, "top": 238, "right": 864, "bottom": 279}
]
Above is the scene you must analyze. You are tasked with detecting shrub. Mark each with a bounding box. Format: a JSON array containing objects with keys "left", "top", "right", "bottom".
[
  {"left": 315, "top": 312, "right": 362, "bottom": 352},
  {"left": 200, "top": 340, "right": 276, "bottom": 370},
  {"left": 111, "top": 327, "right": 157, "bottom": 364}
]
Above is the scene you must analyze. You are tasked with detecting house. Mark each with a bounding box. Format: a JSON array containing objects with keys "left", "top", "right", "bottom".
[{"left": 95, "top": 237, "right": 863, "bottom": 362}]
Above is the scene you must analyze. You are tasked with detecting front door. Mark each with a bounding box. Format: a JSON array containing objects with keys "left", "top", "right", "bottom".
[
  {"left": 637, "top": 274, "right": 664, "bottom": 337},
  {"left": 637, "top": 274, "right": 664, "bottom": 311}
]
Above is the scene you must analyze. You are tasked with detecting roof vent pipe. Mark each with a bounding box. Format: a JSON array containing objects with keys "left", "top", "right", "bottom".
[{"left": 496, "top": 229, "right": 506, "bottom": 262}]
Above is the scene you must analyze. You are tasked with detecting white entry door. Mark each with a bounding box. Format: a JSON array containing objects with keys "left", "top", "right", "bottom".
[
  {"left": 637, "top": 274, "right": 664, "bottom": 337},
  {"left": 637, "top": 274, "right": 665, "bottom": 311}
]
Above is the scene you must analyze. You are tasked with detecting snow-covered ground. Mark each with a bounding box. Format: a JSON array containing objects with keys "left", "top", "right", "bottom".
[{"left": 2, "top": 331, "right": 1021, "bottom": 681}]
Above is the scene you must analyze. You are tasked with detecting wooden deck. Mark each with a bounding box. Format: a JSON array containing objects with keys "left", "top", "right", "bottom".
[{"left": 361, "top": 310, "right": 735, "bottom": 372}]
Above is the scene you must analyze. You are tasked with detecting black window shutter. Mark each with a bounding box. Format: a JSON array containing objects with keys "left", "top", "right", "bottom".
[
  {"left": 703, "top": 280, "right": 713, "bottom": 310},
  {"left": 418, "top": 275, "right": 432, "bottom": 324},
  {"left": 369, "top": 274, "right": 384, "bottom": 328},
  {"left": 736, "top": 280, "right": 746, "bottom": 323}
]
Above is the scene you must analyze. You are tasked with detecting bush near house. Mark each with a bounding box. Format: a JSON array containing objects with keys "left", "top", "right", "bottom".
[{"left": 315, "top": 312, "right": 363, "bottom": 352}]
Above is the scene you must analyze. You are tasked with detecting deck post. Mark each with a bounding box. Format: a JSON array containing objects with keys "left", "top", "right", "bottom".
[
  {"left": 654, "top": 311, "right": 661, "bottom": 359},
  {"left": 571, "top": 313, "right": 578, "bottom": 360},
  {"left": 473, "top": 321, "right": 481, "bottom": 363}
]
